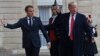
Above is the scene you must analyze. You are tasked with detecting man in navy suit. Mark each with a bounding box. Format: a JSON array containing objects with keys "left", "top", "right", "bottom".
[
  {"left": 57, "top": 2, "right": 92, "bottom": 56},
  {"left": 0, "top": 5, "right": 51, "bottom": 56}
]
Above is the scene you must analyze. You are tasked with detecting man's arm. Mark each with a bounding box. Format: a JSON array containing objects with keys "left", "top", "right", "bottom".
[
  {"left": 2, "top": 19, "right": 21, "bottom": 29},
  {"left": 38, "top": 18, "right": 51, "bottom": 48},
  {"left": 38, "top": 18, "right": 50, "bottom": 42},
  {"left": 83, "top": 15, "right": 92, "bottom": 39},
  {"left": 43, "top": 24, "right": 50, "bottom": 31},
  {"left": 43, "top": 18, "right": 52, "bottom": 31}
]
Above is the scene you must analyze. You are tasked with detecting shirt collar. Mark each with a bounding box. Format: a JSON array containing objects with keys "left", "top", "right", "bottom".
[
  {"left": 27, "top": 16, "right": 33, "bottom": 20},
  {"left": 70, "top": 13, "right": 77, "bottom": 16},
  {"left": 52, "top": 15, "right": 57, "bottom": 19}
]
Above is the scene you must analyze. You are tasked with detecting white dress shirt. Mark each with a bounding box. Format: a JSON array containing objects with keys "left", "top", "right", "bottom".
[
  {"left": 27, "top": 16, "right": 33, "bottom": 26},
  {"left": 51, "top": 15, "right": 57, "bottom": 23},
  {"left": 68, "top": 13, "right": 76, "bottom": 36}
]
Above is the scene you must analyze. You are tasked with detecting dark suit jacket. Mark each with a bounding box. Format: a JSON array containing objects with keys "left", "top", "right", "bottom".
[
  {"left": 4, "top": 16, "right": 50, "bottom": 48},
  {"left": 58, "top": 12, "right": 92, "bottom": 56},
  {"left": 44, "top": 17, "right": 58, "bottom": 41},
  {"left": 44, "top": 14, "right": 61, "bottom": 41}
]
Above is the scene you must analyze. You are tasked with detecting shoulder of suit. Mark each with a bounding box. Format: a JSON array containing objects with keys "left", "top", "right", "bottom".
[
  {"left": 33, "top": 16, "right": 41, "bottom": 21},
  {"left": 61, "top": 13, "right": 70, "bottom": 16},
  {"left": 33, "top": 16, "right": 40, "bottom": 19},
  {"left": 49, "top": 17, "right": 53, "bottom": 19},
  {"left": 18, "top": 17, "right": 26, "bottom": 21},
  {"left": 77, "top": 13, "right": 86, "bottom": 17},
  {"left": 17, "top": 16, "right": 40, "bottom": 21},
  {"left": 77, "top": 13, "right": 87, "bottom": 21}
]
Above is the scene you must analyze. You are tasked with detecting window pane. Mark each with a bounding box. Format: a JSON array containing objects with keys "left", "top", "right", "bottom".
[{"left": 39, "top": 6, "right": 50, "bottom": 46}]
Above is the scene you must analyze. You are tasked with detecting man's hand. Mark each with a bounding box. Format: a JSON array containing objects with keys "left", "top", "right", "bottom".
[
  {"left": 91, "top": 38, "right": 95, "bottom": 43},
  {"left": 0, "top": 18, "right": 7, "bottom": 26},
  {"left": 47, "top": 42, "right": 51, "bottom": 49}
]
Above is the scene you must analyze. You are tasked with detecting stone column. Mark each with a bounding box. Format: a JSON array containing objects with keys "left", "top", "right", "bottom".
[
  {"left": 32, "top": 0, "right": 39, "bottom": 16},
  {"left": 92, "top": 0, "right": 100, "bottom": 49}
]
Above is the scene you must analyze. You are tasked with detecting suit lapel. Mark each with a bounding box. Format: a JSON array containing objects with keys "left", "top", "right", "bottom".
[
  {"left": 21, "top": 17, "right": 31, "bottom": 30},
  {"left": 53, "top": 16, "right": 57, "bottom": 24},
  {"left": 24, "top": 17, "right": 29, "bottom": 27},
  {"left": 25, "top": 17, "right": 33, "bottom": 30},
  {"left": 67, "top": 13, "right": 70, "bottom": 23},
  {"left": 50, "top": 18, "right": 53, "bottom": 24},
  {"left": 32, "top": 17, "right": 37, "bottom": 25},
  {"left": 64, "top": 13, "right": 70, "bottom": 34},
  {"left": 74, "top": 13, "right": 79, "bottom": 28},
  {"left": 65, "top": 13, "right": 70, "bottom": 27},
  {"left": 31, "top": 17, "right": 37, "bottom": 29}
]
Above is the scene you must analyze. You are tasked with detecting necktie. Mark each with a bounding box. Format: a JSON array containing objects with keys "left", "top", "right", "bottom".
[
  {"left": 70, "top": 14, "right": 75, "bottom": 40},
  {"left": 29, "top": 17, "right": 32, "bottom": 27}
]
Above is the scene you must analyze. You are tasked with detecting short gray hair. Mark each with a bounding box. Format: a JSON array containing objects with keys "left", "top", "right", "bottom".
[{"left": 68, "top": 2, "right": 78, "bottom": 7}]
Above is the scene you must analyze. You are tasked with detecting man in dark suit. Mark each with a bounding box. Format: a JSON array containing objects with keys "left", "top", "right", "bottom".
[
  {"left": 0, "top": 5, "right": 50, "bottom": 56},
  {"left": 57, "top": 2, "right": 92, "bottom": 56},
  {"left": 44, "top": 4, "right": 61, "bottom": 56}
]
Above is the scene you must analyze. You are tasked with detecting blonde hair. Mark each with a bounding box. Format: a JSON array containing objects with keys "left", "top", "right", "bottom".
[{"left": 68, "top": 2, "right": 78, "bottom": 7}]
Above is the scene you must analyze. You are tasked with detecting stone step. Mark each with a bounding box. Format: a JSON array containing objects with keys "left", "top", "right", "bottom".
[{"left": 0, "top": 47, "right": 100, "bottom": 56}]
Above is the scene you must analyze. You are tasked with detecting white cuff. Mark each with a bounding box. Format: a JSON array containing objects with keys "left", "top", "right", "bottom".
[{"left": 47, "top": 42, "right": 51, "bottom": 46}]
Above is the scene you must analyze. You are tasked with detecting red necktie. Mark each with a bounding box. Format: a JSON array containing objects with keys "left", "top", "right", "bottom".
[{"left": 70, "top": 14, "right": 75, "bottom": 40}]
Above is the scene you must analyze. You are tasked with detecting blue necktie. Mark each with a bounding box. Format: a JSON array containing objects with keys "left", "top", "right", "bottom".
[{"left": 29, "top": 17, "right": 32, "bottom": 27}]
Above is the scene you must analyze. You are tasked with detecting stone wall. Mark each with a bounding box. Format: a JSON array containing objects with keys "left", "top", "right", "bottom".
[
  {"left": 0, "top": 0, "right": 22, "bottom": 50},
  {"left": 77, "top": 0, "right": 100, "bottom": 49}
]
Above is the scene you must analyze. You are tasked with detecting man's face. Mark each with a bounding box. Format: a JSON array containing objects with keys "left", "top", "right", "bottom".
[
  {"left": 26, "top": 7, "right": 34, "bottom": 17},
  {"left": 69, "top": 5, "right": 77, "bottom": 14},
  {"left": 52, "top": 6, "right": 58, "bottom": 15}
]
